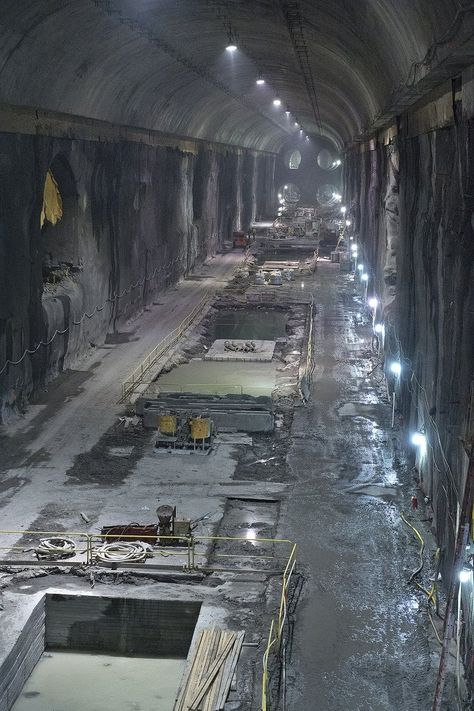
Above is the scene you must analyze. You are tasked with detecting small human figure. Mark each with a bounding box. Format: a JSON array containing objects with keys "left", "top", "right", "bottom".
[{"left": 411, "top": 495, "right": 418, "bottom": 511}]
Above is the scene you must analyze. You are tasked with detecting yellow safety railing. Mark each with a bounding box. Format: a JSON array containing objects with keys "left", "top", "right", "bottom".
[
  {"left": 261, "top": 542, "right": 297, "bottom": 711},
  {"left": 0, "top": 528, "right": 296, "bottom": 710},
  {"left": 121, "top": 291, "right": 213, "bottom": 402}
]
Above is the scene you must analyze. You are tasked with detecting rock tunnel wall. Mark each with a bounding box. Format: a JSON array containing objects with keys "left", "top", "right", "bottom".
[
  {"left": 0, "top": 129, "right": 274, "bottom": 420},
  {"left": 344, "top": 83, "right": 474, "bottom": 690}
]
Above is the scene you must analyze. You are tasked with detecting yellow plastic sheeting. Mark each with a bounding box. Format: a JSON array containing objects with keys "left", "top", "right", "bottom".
[{"left": 40, "top": 170, "right": 63, "bottom": 228}]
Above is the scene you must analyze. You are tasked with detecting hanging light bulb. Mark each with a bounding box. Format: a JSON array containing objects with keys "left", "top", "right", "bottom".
[{"left": 273, "top": 98, "right": 282, "bottom": 107}]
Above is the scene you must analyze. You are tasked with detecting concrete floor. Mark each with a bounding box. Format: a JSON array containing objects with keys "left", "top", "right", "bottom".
[
  {"left": 156, "top": 359, "right": 278, "bottom": 396},
  {"left": 0, "top": 255, "right": 443, "bottom": 710},
  {"left": 284, "top": 265, "right": 438, "bottom": 711}
]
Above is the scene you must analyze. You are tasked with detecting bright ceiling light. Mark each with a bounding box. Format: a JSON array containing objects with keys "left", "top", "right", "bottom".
[
  {"left": 361, "top": 273, "right": 369, "bottom": 282},
  {"left": 273, "top": 98, "right": 282, "bottom": 106},
  {"left": 294, "top": 122, "right": 299, "bottom": 127},
  {"left": 350, "top": 243, "right": 358, "bottom": 252},
  {"left": 390, "top": 361, "right": 402, "bottom": 376},
  {"left": 340, "top": 206, "right": 347, "bottom": 214},
  {"left": 285, "top": 110, "right": 290, "bottom": 115},
  {"left": 284, "top": 184, "right": 288, "bottom": 189},
  {"left": 411, "top": 432, "right": 426, "bottom": 447},
  {"left": 368, "top": 297, "right": 378, "bottom": 309},
  {"left": 226, "top": 44, "right": 237, "bottom": 52},
  {"left": 357, "top": 264, "right": 364, "bottom": 271},
  {"left": 374, "top": 323, "right": 384, "bottom": 334},
  {"left": 256, "top": 78, "right": 265, "bottom": 85},
  {"left": 345, "top": 220, "right": 351, "bottom": 226}
]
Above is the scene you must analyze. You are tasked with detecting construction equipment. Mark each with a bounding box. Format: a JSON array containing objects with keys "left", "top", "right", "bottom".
[
  {"left": 232, "top": 230, "right": 250, "bottom": 249},
  {"left": 155, "top": 412, "right": 215, "bottom": 452}
]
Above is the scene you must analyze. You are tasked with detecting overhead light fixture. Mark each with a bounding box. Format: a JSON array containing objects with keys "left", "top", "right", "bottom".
[
  {"left": 285, "top": 109, "right": 290, "bottom": 115},
  {"left": 361, "top": 273, "right": 369, "bottom": 283},
  {"left": 340, "top": 206, "right": 347, "bottom": 214},
  {"left": 350, "top": 243, "right": 357, "bottom": 252},
  {"left": 357, "top": 263, "right": 364, "bottom": 271},
  {"left": 411, "top": 431, "right": 426, "bottom": 447},
  {"left": 294, "top": 122, "right": 299, "bottom": 127},
  {"left": 226, "top": 43, "right": 237, "bottom": 52},
  {"left": 284, "top": 184, "right": 288, "bottom": 189},
  {"left": 256, "top": 77, "right": 265, "bottom": 85},
  {"left": 273, "top": 98, "right": 282, "bottom": 106},
  {"left": 368, "top": 297, "right": 378, "bottom": 310},
  {"left": 374, "top": 323, "right": 384, "bottom": 334},
  {"left": 390, "top": 361, "right": 402, "bottom": 376},
  {"left": 345, "top": 220, "right": 351, "bottom": 226}
]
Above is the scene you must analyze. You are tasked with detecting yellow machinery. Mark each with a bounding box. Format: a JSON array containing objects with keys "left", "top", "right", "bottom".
[
  {"left": 189, "top": 417, "right": 211, "bottom": 440},
  {"left": 158, "top": 414, "right": 177, "bottom": 436},
  {"left": 155, "top": 412, "right": 214, "bottom": 453}
]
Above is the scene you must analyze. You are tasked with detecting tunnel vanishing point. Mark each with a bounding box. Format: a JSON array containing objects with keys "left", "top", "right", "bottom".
[{"left": 0, "top": 2, "right": 473, "bottom": 711}]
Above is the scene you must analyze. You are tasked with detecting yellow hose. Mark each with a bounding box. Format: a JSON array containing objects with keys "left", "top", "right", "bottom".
[{"left": 400, "top": 512, "right": 442, "bottom": 644}]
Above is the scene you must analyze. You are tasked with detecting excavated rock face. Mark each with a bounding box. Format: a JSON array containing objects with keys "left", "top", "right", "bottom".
[
  {"left": 345, "top": 113, "right": 474, "bottom": 689},
  {"left": 0, "top": 135, "right": 273, "bottom": 419}
]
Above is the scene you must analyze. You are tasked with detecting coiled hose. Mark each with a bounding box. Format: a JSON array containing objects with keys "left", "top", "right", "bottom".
[
  {"left": 92, "top": 541, "right": 152, "bottom": 563},
  {"left": 35, "top": 537, "right": 77, "bottom": 560}
]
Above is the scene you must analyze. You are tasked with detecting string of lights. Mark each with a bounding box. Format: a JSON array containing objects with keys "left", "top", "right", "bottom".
[{"left": 0, "top": 257, "right": 183, "bottom": 376}]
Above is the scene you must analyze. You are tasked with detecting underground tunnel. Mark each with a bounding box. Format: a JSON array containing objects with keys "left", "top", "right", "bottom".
[{"left": 0, "top": 2, "right": 473, "bottom": 710}]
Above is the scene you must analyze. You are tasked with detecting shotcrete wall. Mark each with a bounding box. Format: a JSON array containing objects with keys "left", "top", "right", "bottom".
[
  {"left": 344, "top": 91, "right": 474, "bottom": 691},
  {"left": 0, "top": 131, "right": 274, "bottom": 420}
]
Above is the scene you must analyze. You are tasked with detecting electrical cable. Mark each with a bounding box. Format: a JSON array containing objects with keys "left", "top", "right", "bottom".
[
  {"left": 400, "top": 513, "right": 443, "bottom": 645},
  {"left": 92, "top": 540, "right": 152, "bottom": 563},
  {"left": 0, "top": 256, "right": 185, "bottom": 376},
  {"left": 35, "top": 537, "right": 77, "bottom": 560}
]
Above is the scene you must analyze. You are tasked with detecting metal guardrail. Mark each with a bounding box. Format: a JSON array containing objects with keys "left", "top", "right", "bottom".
[
  {"left": 0, "top": 529, "right": 294, "bottom": 573},
  {"left": 261, "top": 543, "right": 297, "bottom": 711},
  {"left": 0, "top": 528, "right": 296, "bottom": 711},
  {"left": 120, "top": 291, "right": 213, "bottom": 402}
]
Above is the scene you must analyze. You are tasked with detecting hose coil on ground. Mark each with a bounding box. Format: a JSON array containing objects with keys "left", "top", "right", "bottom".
[
  {"left": 35, "top": 537, "right": 77, "bottom": 560},
  {"left": 92, "top": 541, "right": 152, "bottom": 564}
]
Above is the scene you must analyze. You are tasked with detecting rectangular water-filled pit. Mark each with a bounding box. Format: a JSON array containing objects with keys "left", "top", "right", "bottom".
[{"left": 2, "top": 594, "right": 201, "bottom": 711}]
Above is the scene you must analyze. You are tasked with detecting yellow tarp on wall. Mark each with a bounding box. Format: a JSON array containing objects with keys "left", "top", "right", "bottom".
[{"left": 40, "top": 170, "right": 63, "bottom": 228}]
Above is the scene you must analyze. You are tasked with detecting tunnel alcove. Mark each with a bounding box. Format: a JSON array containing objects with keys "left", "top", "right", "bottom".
[{"left": 41, "top": 154, "right": 80, "bottom": 277}]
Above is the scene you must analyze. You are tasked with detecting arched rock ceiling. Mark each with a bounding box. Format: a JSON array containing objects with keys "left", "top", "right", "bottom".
[{"left": 0, "top": 0, "right": 470, "bottom": 151}]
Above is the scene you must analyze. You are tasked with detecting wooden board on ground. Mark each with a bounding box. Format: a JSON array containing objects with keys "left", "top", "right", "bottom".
[{"left": 174, "top": 627, "right": 245, "bottom": 711}]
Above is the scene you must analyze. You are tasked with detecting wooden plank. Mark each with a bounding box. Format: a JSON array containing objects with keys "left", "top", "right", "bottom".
[{"left": 189, "top": 633, "right": 236, "bottom": 710}]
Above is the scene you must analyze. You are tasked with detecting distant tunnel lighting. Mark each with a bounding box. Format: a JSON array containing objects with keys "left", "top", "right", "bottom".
[
  {"left": 340, "top": 206, "right": 347, "bottom": 214},
  {"left": 459, "top": 567, "right": 472, "bottom": 583},
  {"left": 352, "top": 250, "right": 358, "bottom": 258},
  {"left": 368, "top": 297, "right": 378, "bottom": 309},
  {"left": 390, "top": 361, "right": 402, "bottom": 376},
  {"left": 350, "top": 243, "right": 358, "bottom": 252},
  {"left": 256, "top": 78, "right": 265, "bottom": 85},
  {"left": 294, "top": 122, "right": 299, "bottom": 127},
  {"left": 300, "top": 129, "right": 303, "bottom": 134},
  {"left": 285, "top": 110, "right": 290, "bottom": 115},
  {"left": 284, "top": 184, "right": 288, "bottom": 189},
  {"left": 332, "top": 193, "right": 342, "bottom": 202},
  {"left": 273, "top": 98, "right": 282, "bottom": 106},
  {"left": 226, "top": 44, "right": 237, "bottom": 52},
  {"left": 357, "top": 264, "right": 364, "bottom": 271},
  {"left": 278, "top": 193, "right": 282, "bottom": 198},
  {"left": 374, "top": 323, "right": 384, "bottom": 334},
  {"left": 345, "top": 220, "right": 351, "bottom": 226},
  {"left": 301, "top": 282, "right": 305, "bottom": 289},
  {"left": 411, "top": 432, "right": 426, "bottom": 448},
  {"left": 361, "top": 273, "right": 369, "bottom": 282}
]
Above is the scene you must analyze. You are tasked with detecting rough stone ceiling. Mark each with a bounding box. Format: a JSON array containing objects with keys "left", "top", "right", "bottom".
[{"left": 0, "top": 0, "right": 473, "bottom": 151}]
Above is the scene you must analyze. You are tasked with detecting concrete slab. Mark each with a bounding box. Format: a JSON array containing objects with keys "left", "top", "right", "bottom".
[{"left": 205, "top": 339, "right": 275, "bottom": 362}]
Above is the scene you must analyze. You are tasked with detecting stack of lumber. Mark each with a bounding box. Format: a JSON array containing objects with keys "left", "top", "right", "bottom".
[{"left": 174, "top": 628, "right": 245, "bottom": 711}]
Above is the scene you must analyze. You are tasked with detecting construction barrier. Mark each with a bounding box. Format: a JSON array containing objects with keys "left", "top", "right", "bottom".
[{"left": 121, "top": 291, "right": 213, "bottom": 402}]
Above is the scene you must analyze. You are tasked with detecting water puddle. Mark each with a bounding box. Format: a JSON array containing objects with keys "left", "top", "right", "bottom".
[
  {"left": 12, "top": 651, "right": 185, "bottom": 711},
  {"left": 211, "top": 309, "right": 287, "bottom": 341}
]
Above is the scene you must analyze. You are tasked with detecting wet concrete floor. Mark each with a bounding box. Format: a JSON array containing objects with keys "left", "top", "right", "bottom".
[{"left": 284, "top": 264, "right": 437, "bottom": 711}]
